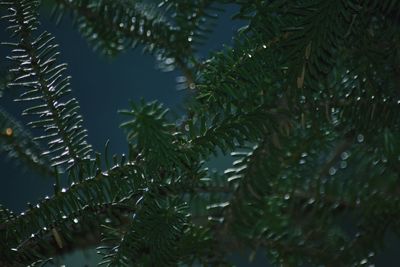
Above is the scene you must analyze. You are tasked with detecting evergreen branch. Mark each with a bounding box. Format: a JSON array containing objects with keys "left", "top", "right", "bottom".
[
  {"left": 98, "top": 196, "right": 189, "bottom": 266},
  {"left": 51, "top": 0, "right": 196, "bottom": 83},
  {"left": 363, "top": 0, "right": 400, "bottom": 18},
  {"left": 239, "top": 0, "right": 361, "bottom": 88},
  {"left": 0, "top": 162, "right": 144, "bottom": 266},
  {"left": 315, "top": 134, "right": 355, "bottom": 181},
  {"left": 195, "top": 32, "right": 290, "bottom": 115},
  {"left": 284, "top": 0, "right": 359, "bottom": 87},
  {"left": 188, "top": 104, "right": 288, "bottom": 158},
  {"left": 52, "top": 0, "right": 179, "bottom": 53},
  {"left": 219, "top": 125, "right": 400, "bottom": 265},
  {"left": 0, "top": 107, "right": 55, "bottom": 177},
  {"left": 0, "top": 205, "right": 16, "bottom": 267},
  {"left": 1, "top": 0, "right": 400, "bottom": 265},
  {"left": 160, "top": 0, "right": 222, "bottom": 48},
  {"left": 119, "top": 100, "right": 186, "bottom": 171},
  {"left": 1, "top": 202, "right": 135, "bottom": 267},
  {"left": 3, "top": 0, "right": 92, "bottom": 169},
  {"left": 0, "top": 65, "right": 14, "bottom": 97}
]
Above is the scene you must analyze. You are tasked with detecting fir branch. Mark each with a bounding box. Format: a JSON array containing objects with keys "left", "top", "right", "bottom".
[
  {"left": 0, "top": 203, "right": 134, "bottom": 267},
  {"left": 188, "top": 104, "right": 288, "bottom": 158},
  {"left": 51, "top": 0, "right": 196, "bottom": 83},
  {"left": 0, "top": 161, "right": 143, "bottom": 265},
  {"left": 3, "top": 0, "right": 92, "bottom": 169},
  {"left": 0, "top": 107, "right": 55, "bottom": 177},
  {"left": 98, "top": 195, "right": 189, "bottom": 266},
  {"left": 119, "top": 100, "right": 186, "bottom": 171},
  {"left": 1, "top": 0, "right": 400, "bottom": 265}
]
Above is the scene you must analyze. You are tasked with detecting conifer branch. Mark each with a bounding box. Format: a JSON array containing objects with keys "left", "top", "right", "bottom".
[
  {"left": 0, "top": 107, "right": 55, "bottom": 177},
  {"left": 52, "top": 0, "right": 196, "bottom": 85},
  {"left": 3, "top": 0, "right": 92, "bottom": 169},
  {"left": 1, "top": 0, "right": 400, "bottom": 265}
]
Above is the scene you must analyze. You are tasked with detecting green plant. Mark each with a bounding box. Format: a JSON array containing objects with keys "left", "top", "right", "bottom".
[{"left": 1, "top": 0, "right": 400, "bottom": 266}]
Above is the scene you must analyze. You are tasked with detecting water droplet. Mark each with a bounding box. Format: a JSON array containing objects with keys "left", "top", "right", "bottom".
[
  {"left": 299, "top": 159, "right": 306, "bottom": 165},
  {"left": 189, "top": 83, "right": 196, "bottom": 90},
  {"left": 340, "top": 161, "right": 347, "bottom": 169},
  {"left": 5, "top": 128, "right": 13, "bottom": 136},
  {"left": 307, "top": 198, "right": 315, "bottom": 205},
  {"left": 61, "top": 188, "right": 67, "bottom": 193},
  {"left": 368, "top": 252, "right": 375, "bottom": 257},
  {"left": 284, "top": 194, "right": 290, "bottom": 200},
  {"left": 73, "top": 218, "right": 79, "bottom": 224},
  {"left": 341, "top": 151, "right": 350, "bottom": 160},
  {"left": 262, "top": 44, "right": 267, "bottom": 49},
  {"left": 357, "top": 134, "right": 364, "bottom": 143},
  {"left": 247, "top": 54, "right": 252, "bottom": 58},
  {"left": 360, "top": 258, "right": 368, "bottom": 265},
  {"left": 301, "top": 152, "right": 308, "bottom": 157},
  {"left": 188, "top": 36, "right": 192, "bottom": 42},
  {"left": 165, "top": 58, "right": 174, "bottom": 65},
  {"left": 329, "top": 167, "right": 337, "bottom": 175}
]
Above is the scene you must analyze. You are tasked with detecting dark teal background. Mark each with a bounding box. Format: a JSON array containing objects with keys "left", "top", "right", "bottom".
[{"left": 0, "top": 4, "right": 398, "bottom": 266}]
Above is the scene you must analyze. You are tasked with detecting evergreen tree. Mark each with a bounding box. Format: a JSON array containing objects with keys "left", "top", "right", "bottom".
[{"left": 0, "top": 0, "right": 399, "bottom": 266}]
